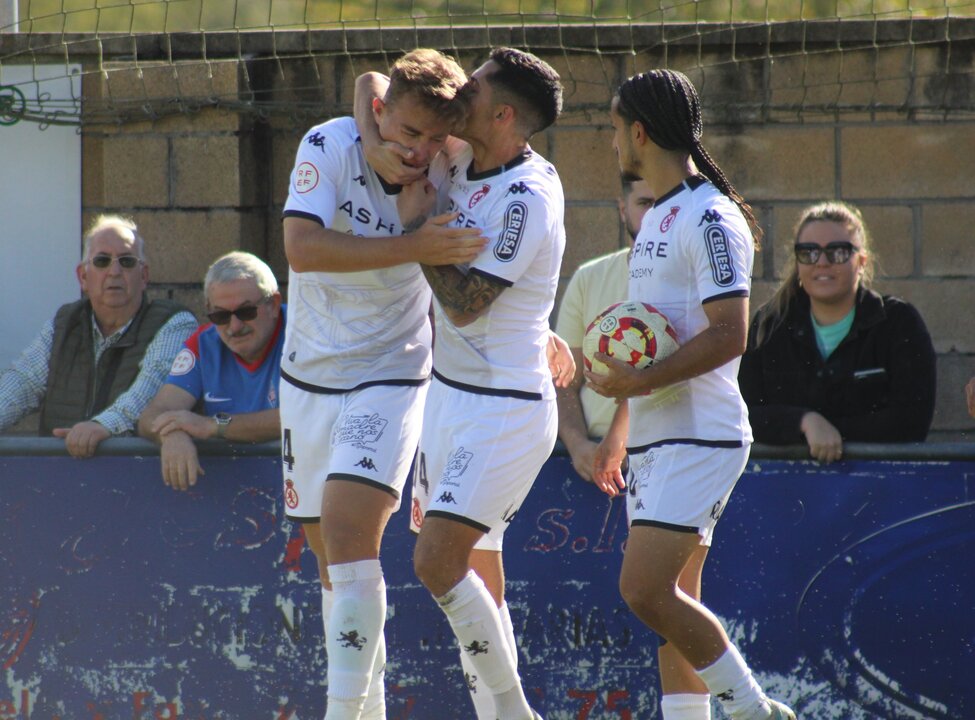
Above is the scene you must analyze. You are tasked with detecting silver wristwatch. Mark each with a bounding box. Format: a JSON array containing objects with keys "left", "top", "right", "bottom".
[{"left": 214, "top": 412, "right": 233, "bottom": 439}]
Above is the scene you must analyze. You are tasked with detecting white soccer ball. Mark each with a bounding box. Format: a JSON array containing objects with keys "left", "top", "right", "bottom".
[{"left": 582, "top": 301, "right": 680, "bottom": 377}]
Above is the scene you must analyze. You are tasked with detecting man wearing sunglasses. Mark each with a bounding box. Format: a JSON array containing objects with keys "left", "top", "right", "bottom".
[
  {"left": 0, "top": 215, "right": 197, "bottom": 458},
  {"left": 138, "top": 252, "right": 285, "bottom": 491}
]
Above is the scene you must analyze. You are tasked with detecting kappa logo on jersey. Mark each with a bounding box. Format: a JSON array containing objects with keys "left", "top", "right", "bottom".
[
  {"left": 660, "top": 206, "right": 681, "bottom": 233},
  {"left": 169, "top": 348, "right": 195, "bottom": 376},
  {"left": 698, "top": 209, "right": 723, "bottom": 225},
  {"left": 338, "top": 630, "right": 367, "bottom": 651},
  {"left": 468, "top": 184, "right": 491, "bottom": 208},
  {"left": 465, "top": 672, "right": 478, "bottom": 692},
  {"left": 494, "top": 201, "right": 527, "bottom": 262},
  {"left": 437, "top": 491, "right": 457, "bottom": 504},
  {"left": 445, "top": 446, "right": 473, "bottom": 479},
  {"left": 335, "top": 413, "right": 388, "bottom": 448},
  {"left": 294, "top": 162, "right": 320, "bottom": 194},
  {"left": 305, "top": 132, "right": 327, "bottom": 152},
  {"left": 352, "top": 174, "right": 367, "bottom": 187},
  {"left": 355, "top": 457, "right": 377, "bottom": 472},
  {"left": 505, "top": 181, "right": 534, "bottom": 196},
  {"left": 704, "top": 225, "right": 737, "bottom": 287}
]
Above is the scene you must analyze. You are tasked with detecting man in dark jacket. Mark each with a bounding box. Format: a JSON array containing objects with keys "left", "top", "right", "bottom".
[{"left": 0, "top": 215, "right": 196, "bottom": 457}]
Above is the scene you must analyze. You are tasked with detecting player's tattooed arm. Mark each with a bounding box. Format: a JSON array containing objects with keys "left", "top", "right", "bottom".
[{"left": 421, "top": 265, "right": 506, "bottom": 327}]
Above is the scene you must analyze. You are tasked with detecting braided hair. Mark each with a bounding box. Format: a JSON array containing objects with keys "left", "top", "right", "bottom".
[{"left": 616, "top": 70, "right": 763, "bottom": 249}]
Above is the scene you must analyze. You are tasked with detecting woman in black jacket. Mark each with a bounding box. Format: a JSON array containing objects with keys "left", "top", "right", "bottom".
[{"left": 739, "top": 201, "right": 936, "bottom": 462}]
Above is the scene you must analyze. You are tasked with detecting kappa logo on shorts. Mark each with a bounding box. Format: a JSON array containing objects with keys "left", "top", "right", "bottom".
[
  {"left": 704, "top": 225, "right": 736, "bottom": 287},
  {"left": 464, "top": 640, "right": 490, "bottom": 656},
  {"left": 355, "top": 457, "right": 378, "bottom": 472},
  {"left": 465, "top": 672, "right": 478, "bottom": 692},
  {"left": 338, "top": 630, "right": 367, "bottom": 650},
  {"left": 335, "top": 413, "right": 388, "bottom": 448},
  {"left": 445, "top": 446, "right": 473, "bottom": 479},
  {"left": 437, "top": 491, "right": 457, "bottom": 504}
]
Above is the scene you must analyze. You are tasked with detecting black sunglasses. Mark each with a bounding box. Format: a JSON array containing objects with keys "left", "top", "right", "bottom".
[
  {"left": 90, "top": 254, "right": 141, "bottom": 269},
  {"left": 794, "top": 241, "right": 859, "bottom": 265},
  {"left": 207, "top": 299, "right": 267, "bottom": 326}
]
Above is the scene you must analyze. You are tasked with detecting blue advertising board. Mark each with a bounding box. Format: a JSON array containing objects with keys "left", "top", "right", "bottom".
[{"left": 0, "top": 442, "right": 972, "bottom": 719}]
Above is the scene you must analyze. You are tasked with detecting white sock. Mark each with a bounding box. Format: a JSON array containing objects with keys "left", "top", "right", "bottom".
[
  {"left": 436, "top": 572, "right": 531, "bottom": 719},
  {"left": 662, "top": 693, "right": 712, "bottom": 720},
  {"left": 461, "top": 645, "right": 497, "bottom": 720},
  {"left": 499, "top": 602, "right": 519, "bottom": 668},
  {"left": 695, "top": 646, "right": 769, "bottom": 720},
  {"left": 324, "top": 560, "right": 387, "bottom": 720},
  {"left": 360, "top": 633, "right": 386, "bottom": 720},
  {"left": 321, "top": 586, "right": 334, "bottom": 632}
]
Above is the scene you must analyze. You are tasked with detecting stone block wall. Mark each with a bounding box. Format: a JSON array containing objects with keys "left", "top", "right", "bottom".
[{"left": 69, "top": 25, "right": 975, "bottom": 438}]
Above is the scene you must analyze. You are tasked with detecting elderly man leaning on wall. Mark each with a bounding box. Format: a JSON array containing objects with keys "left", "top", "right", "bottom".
[
  {"left": 0, "top": 214, "right": 198, "bottom": 458},
  {"left": 138, "top": 251, "right": 285, "bottom": 492}
]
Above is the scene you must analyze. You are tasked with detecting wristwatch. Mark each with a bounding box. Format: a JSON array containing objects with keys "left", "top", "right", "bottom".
[{"left": 214, "top": 412, "right": 233, "bottom": 439}]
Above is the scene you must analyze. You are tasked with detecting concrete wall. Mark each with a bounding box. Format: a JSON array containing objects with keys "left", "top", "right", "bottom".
[{"left": 61, "top": 23, "right": 975, "bottom": 438}]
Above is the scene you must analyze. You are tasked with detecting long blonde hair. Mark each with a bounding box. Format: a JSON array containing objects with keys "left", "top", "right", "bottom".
[{"left": 752, "top": 201, "right": 874, "bottom": 347}]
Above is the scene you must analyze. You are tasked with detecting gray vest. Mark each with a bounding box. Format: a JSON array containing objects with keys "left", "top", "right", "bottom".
[{"left": 39, "top": 296, "right": 186, "bottom": 435}]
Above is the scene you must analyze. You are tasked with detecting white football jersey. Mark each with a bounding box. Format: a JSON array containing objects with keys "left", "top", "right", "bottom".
[
  {"left": 281, "top": 117, "right": 453, "bottom": 390},
  {"left": 431, "top": 147, "right": 565, "bottom": 400},
  {"left": 627, "top": 176, "right": 754, "bottom": 448}
]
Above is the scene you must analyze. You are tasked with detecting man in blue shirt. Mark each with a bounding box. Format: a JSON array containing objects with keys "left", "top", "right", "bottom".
[{"left": 139, "top": 252, "right": 285, "bottom": 491}]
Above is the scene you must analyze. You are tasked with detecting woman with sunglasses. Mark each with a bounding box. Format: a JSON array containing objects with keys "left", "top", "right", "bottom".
[{"left": 739, "top": 201, "right": 936, "bottom": 463}]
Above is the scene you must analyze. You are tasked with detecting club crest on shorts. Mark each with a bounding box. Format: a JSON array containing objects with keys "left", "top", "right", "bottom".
[
  {"left": 335, "top": 413, "right": 388, "bottom": 448},
  {"left": 284, "top": 478, "right": 299, "bottom": 509}
]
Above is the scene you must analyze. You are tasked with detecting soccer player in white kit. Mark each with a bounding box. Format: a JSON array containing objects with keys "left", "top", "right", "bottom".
[
  {"left": 356, "top": 48, "right": 564, "bottom": 720},
  {"left": 280, "top": 49, "right": 487, "bottom": 720},
  {"left": 586, "top": 71, "right": 798, "bottom": 720}
]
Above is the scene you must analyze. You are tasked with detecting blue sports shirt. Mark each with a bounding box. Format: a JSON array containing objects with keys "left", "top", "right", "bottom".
[{"left": 165, "top": 307, "right": 286, "bottom": 416}]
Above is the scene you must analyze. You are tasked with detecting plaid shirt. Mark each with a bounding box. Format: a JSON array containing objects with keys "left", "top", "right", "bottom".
[{"left": 0, "top": 309, "right": 197, "bottom": 434}]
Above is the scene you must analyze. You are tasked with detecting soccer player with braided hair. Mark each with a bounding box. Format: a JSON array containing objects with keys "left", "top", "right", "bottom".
[{"left": 586, "top": 69, "right": 797, "bottom": 720}]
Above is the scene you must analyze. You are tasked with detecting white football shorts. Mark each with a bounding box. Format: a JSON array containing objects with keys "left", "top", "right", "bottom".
[
  {"left": 409, "top": 378, "right": 557, "bottom": 552},
  {"left": 624, "top": 441, "right": 750, "bottom": 547},
  {"left": 280, "top": 379, "right": 427, "bottom": 522}
]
